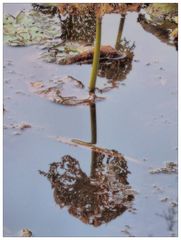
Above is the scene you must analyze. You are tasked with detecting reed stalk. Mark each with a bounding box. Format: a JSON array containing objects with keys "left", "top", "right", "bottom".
[
  {"left": 115, "top": 14, "right": 126, "bottom": 50},
  {"left": 89, "top": 16, "right": 102, "bottom": 92}
]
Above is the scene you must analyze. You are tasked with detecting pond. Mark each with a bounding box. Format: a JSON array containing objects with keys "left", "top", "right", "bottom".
[{"left": 3, "top": 3, "right": 178, "bottom": 237}]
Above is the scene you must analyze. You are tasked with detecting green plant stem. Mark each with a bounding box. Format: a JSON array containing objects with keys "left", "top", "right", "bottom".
[
  {"left": 115, "top": 14, "right": 126, "bottom": 50},
  {"left": 89, "top": 16, "right": 102, "bottom": 93}
]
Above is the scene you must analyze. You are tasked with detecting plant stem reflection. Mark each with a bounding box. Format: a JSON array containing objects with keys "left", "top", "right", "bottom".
[{"left": 40, "top": 102, "right": 134, "bottom": 227}]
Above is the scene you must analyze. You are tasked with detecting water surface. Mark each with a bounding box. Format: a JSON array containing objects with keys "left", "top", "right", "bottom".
[{"left": 3, "top": 3, "right": 178, "bottom": 237}]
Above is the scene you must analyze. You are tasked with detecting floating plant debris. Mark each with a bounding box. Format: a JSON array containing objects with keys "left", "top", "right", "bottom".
[
  {"left": 39, "top": 152, "right": 134, "bottom": 226},
  {"left": 149, "top": 162, "right": 178, "bottom": 174},
  {"left": 3, "top": 2, "right": 178, "bottom": 237},
  {"left": 144, "top": 3, "right": 178, "bottom": 22},
  {"left": 3, "top": 3, "right": 142, "bottom": 47},
  {"left": 7, "top": 122, "right": 32, "bottom": 130},
  {"left": 31, "top": 76, "right": 105, "bottom": 106},
  {"left": 138, "top": 3, "right": 178, "bottom": 47},
  {"left": 4, "top": 122, "right": 32, "bottom": 134},
  {"left": 54, "top": 136, "right": 126, "bottom": 159},
  {"left": 30, "top": 81, "right": 44, "bottom": 89},
  {"left": 41, "top": 43, "right": 129, "bottom": 65},
  {"left": 20, "top": 228, "right": 32, "bottom": 237},
  {"left": 138, "top": 15, "right": 177, "bottom": 47},
  {"left": 3, "top": 9, "right": 61, "bottom": 46},
  {"left": 41, "top": 40, "right": 134, "bottom": 83},
  {"left": 32, "top": 3, "right": 59, "bottom": 15},
  {"left": 52, "top": 136, "right": 141, "bottom": 164},
  {"left": 15, "top": 122, "right": 32, "bottom": 130}
]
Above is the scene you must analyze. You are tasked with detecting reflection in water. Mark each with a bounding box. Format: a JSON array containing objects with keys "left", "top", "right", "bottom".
[
  {"left": 115, "top": 14, "right": 126, "bottom": 50},
  {"left": 90, "top": 103, "right": 97, "bottom": 144},
  {"left": 98, "top": 50, "right": 133, "bottom": 82},
  {"left": 39, "top": 12, "right": 134, "bottom": 87},
  {"left": 40, "top": 153, "right": 133, "bottom": 227},
  {"left": 39, "top": 8, "right": 134, "bottom": 227},
  {"left": 32, "top": 3, "right": 96, "bottom": 44},
  {"left": 38, "top": 14, "right": 134, "bottom": 103},
  {"left": 60, "top": 11, "right": 96, "bottom": 44},
  {"left": 157, "top": 207, "right": 177, "bottom": 234},
  {"left": 40, "top": 104, "right": 134, "bottom": 227},
  {"left": 98, "top": 14, "right": 134, "bottom": 82},
  {"left": 30, "top": 3, "right": 134, "bottom": 88},
  {"left": 55, "top": 12, "right": 133, "bottom": 83},
  {"left": 138, "top": 14, "right": 178, "bottom": 49}
]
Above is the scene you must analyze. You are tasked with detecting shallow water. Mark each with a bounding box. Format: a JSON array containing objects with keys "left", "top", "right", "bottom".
[{"left": 3, "top": 4, "right": 178, "bottom": 237}]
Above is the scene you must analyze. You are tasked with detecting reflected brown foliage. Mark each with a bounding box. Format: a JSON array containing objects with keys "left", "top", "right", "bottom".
[
  {"left": 60, "top": 11, "right": 96, "bottom": 44},
  {"left": 98, "top": 50, "right": 133, "bottom": 82},
  {"left": 59, "top": 12, "right": 134, "bottom": 82},
  {"left": 57, "top": 3, "right": 141, "bottom": 17},
  {"left": 39, "top": 152, "right": 134, "bottom": 226},
  {"left": 37, "top": 6, "right": 135, "bottom": 224},
  {"left": 98, "top": 14, "right": 134, "bottom": 82},
  {"left": 39, "top": 9, "right": 134, "bottom": 85}
]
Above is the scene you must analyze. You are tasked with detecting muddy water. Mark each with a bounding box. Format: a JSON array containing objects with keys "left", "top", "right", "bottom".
[{"left": 3, "top": 4, "right": 178, "bottom": 237}]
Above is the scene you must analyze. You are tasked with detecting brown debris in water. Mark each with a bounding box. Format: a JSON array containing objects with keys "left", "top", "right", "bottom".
[
  {"left": 138, "top": 14, "right": 177, "bottom": 47},
  {"left": 65, "top": 45, "right": 121, "bottom": 64},
  {"left": 7, "top": 122, "right": 32, "bottom": 131},
  {"left": 4, "top": 122, "right": 32, "bottom": 134},
  {"left": 16, "top": 122, "right": 32, "bottom": 130},
  {"left": 138, "top": 4, "right": 178, "bottom": 48},
  {"left": 39, "top": 152, "right": 134, "bottom": 226},
  {"left": 149, "top": 162, "right": 178, "bottom": 174},
  {"left": 52, "top": 136, "right": 142, "bottom": 164},
  {"left": 30, "top": 81, "right": 44, "bottom": 89},
  {"left": 41, "top": 41, "right": 134, "bottom": 84},
  {"left": 41, "top": 43, "right": 130, "bottom": 65},
  {"left": 57, "top": 3, "right": 141, "bottom": 17},
  {"left": 20, "top": 228, "right": 32, "bottom": 237},
  {"left": 54, "top": 136, "right": 125, "bottom": 159},
  {"left": 31, "top": 76, "right": 105, "bottom": 106}
]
